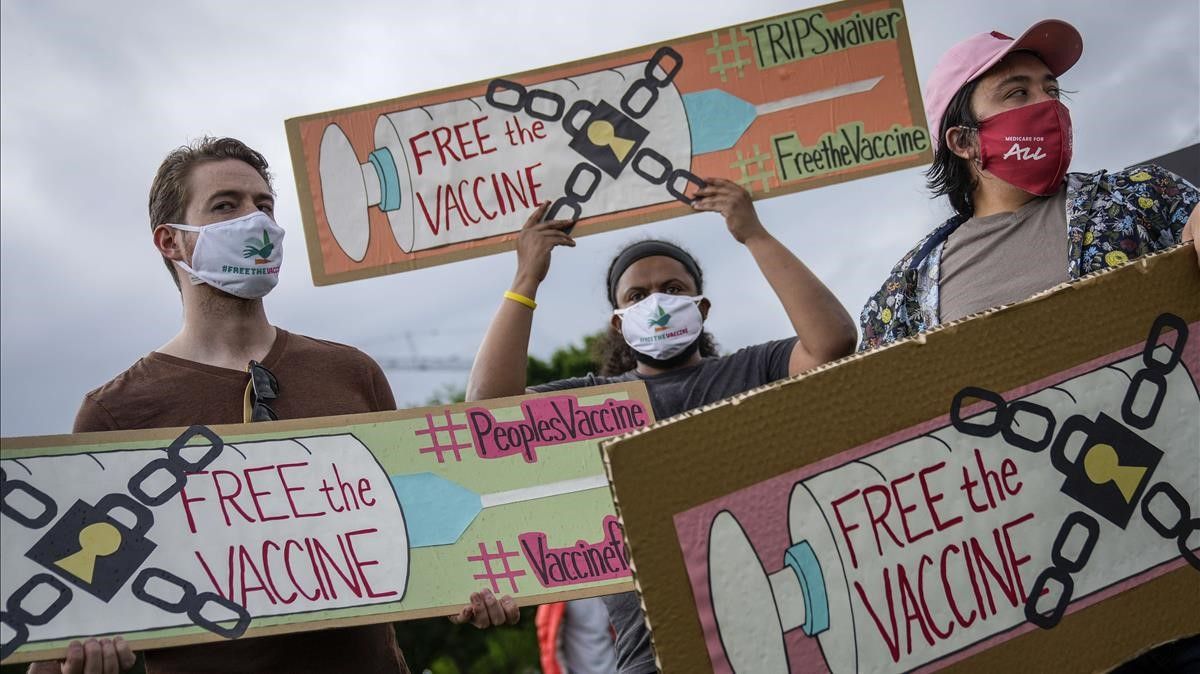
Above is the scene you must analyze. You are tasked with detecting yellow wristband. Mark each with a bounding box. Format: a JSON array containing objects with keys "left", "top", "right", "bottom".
[{"left": 504, "top": 290, "right": 537, "bottom": 310}]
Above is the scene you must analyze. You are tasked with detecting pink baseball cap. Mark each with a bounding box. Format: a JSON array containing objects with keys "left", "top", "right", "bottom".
[{"left": 924, "top": 19, "right": 1083, "bottom": 149}]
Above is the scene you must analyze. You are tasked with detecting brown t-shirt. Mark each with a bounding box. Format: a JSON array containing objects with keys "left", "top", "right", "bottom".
[
  {"left": 938, "top": 188, "right": 1070, "bottom": 323},
  {"left": 74, "top": 328, "right": 408, "bottom": 674}
]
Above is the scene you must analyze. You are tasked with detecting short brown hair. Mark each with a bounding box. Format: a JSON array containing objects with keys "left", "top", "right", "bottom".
[{"left": 148, "top": 137, "right": 273, "bottom": 287}]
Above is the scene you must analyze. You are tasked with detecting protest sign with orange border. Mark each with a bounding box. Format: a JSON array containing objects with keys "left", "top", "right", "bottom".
[{"left": 285, "top": 0, "right": 929, "bottom": 284}]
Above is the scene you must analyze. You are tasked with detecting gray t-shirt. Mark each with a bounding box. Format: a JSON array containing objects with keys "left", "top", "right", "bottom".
[
  {"left": 531, "top": 338, "right": 797, "bottom": 674},
  {"left": 938, "top": 187, "right": 1069, "bottom": 323}
]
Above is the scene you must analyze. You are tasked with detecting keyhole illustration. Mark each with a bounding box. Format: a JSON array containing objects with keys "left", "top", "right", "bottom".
[
  {"left": 55, "top": 522, "right": 122, "bottom": 583},
  {"left": 587, "top": 120, "right": 635, "bottom": 161},
  {"left": 1083, "top": 443, "right": 1147, "bottom": 503}
]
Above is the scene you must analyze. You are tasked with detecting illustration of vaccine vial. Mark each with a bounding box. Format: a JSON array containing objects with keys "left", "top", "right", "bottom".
[
  {"left": 706, "top": 344, "right": 1199, "bottom": 673},
  {"left": 1, "top": 434, "right": 408, "bottom": 644},
  {"left": 317, "top": 61, "right": 690, "bottom": 261}
]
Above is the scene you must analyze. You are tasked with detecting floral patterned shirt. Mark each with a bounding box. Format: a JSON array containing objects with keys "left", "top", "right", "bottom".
[{"left": 858, "top": 165, "right": 1200, "bottom": 351}]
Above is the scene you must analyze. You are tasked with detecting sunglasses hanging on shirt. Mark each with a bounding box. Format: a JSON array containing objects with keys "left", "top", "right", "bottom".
[{"left": 245, "top": 360, "right": 280, "bottom": 422}]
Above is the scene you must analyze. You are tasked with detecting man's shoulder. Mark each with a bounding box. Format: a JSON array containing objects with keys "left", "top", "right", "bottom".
[
  {"left": 82, "top": 356, "right": 163, "bottom": 402},
  {"left": 75, "top": 356, "right": 171, "bottom": 432},
  {"left": 283, "top": 332, "right": 381, "bottom": 368}
]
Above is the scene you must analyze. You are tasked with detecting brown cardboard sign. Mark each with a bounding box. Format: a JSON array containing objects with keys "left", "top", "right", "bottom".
[
  {"left": 604, "top": 246, "right": 1200, "bottom": 673},
  {"left": 284, "top": 0, "right": 928, "bottom": 284}
]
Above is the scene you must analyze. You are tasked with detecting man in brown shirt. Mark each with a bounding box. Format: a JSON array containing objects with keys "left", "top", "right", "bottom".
[{"left": 31, "top": 137, "right": 421, "bottom": 674}]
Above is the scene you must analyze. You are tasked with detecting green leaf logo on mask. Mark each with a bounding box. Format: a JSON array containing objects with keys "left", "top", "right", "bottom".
[
  {"left": 648, "top": 305, "right": 671, "bottom": 332},
  {"left": 242, "top": 230, "right": 275, "bottom": 264}
]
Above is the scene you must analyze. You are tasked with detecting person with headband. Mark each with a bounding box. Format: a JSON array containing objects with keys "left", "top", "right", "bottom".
[
  {"left": 859, "top": 19, "right": 1200, "bottom": 352},
  {"left": 463, "top": 178, "right": 858, "bottom": 673}
]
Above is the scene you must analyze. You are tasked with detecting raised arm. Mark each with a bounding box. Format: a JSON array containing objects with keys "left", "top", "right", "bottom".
[
  {"left": 465, "top": 203, "right": 575, "bottom": 401},
  {"left": 693, "top": 179, "right": 858, "bottom": 376}
]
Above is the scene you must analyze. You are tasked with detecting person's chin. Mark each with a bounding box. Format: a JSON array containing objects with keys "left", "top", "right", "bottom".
[{"left": 633, "top": 339, "right": 701, "bottom": 369}]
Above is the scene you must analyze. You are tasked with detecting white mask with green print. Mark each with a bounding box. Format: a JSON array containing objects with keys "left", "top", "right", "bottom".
[
  {"left": 169, "top": 211, "right": 284, "bottom": 299},
  {"left": 614, "top": 293, "right": 705, "bottom": 360}
]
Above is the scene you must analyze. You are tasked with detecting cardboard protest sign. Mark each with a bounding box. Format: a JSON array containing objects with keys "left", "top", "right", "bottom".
[
  {"left": 604, "top": 246, "right": 1200, "bottom": 673},
  {"left": 0, "top": 383, "right": 652, "bottom": 664},
  {"left": 285, "top": 0, "right": 928, "bottom": 283}
]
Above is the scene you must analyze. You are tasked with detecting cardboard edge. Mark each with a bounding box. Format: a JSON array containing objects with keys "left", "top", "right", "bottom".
[{"left": 284, "top": 118, "right": 332, "bottom": 287}]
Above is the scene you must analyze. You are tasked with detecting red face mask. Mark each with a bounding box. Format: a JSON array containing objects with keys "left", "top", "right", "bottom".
[{"left": 973, "top": 99, "right": 1073, "bottom": 196}]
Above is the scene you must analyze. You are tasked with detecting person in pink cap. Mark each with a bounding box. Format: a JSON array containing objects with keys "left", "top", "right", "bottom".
[{"left": 858, "top": 19, "right": 1199, "bottom": 351}]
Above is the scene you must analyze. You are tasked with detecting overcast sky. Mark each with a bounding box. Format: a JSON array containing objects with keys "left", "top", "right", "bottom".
[{"left": 2, "top": 0, "right": 1197, "bottom": 437}]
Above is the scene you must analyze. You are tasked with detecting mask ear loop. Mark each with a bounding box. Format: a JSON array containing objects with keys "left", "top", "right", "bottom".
[{"left": 953, "top": 125, "right": 983, "bottom": 167}]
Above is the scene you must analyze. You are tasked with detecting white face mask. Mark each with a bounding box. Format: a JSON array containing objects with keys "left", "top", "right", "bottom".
[
  {"left": 169, "top": 211, "right": 284, "bottom": 299},
  {"left": 614, "top": 293, "right": 705, "bottom": 361}
]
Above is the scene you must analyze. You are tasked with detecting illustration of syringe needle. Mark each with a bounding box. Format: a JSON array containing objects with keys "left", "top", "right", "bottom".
[
  {"left": 682, "top": 76, "right": 884, "bottom": 154},
  {"left": 390, "top": 472, "right": 609, "bottom": 547}
]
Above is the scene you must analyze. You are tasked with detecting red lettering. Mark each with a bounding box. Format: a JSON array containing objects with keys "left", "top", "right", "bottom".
[
  {"left": 940, "top": 543, "right": 976, "bottom": 628},
  {"left": 238, "top": 545, "right": 278, "bottom": 606},
  {"left": 344, "top": 528, "right": 397, "bottom": 598},
  {"left": 1001, "top": 512, "right": 1036, "bottom": 601},
  {"left": 211, "top": 469, "right": 255, "bottom": 526},
  {"left": 285, "top": 539, "right": 323, "bottom": 601},
  {"left": 1001, "top": 458, "right": 1022, "bottom": 496},
  {"left": 277, "top": 462, "right": 325, "bottom": 519},
  {"left": 524, "top": 162, "right": 542, "bottom": 205},
  {"left": 358, "top": 479, "right": 376, "bottom": 507},
  {"left": 312, "top": 537, "right": 362, "bottom": 599},
  {"left": 897, "top": 561, "right": 934, "bottom": 655},
  {"left": 917, "top": 554, "right": 952, "bottom": 640},
  {"left": 453, "top": 121, "right": 478, "bottom": 160},
  {"left": 261, "top": 540, "right": 298, "bottom": 604},
  {"left": 408, "top": 130, "right": 434, "bottom": 176},
  {"left": 244, "top": 465, "right": 287, "bottom": 523},
  {"left": 891, "top": 472, "right": 931, "bottom": 543},
  {"left": 863, "top": 484, "right": 904, "bottom": 556},
  {"left": 473, "top": 116, "right": 496, "bottom": 155},
  {"left": 194, "top": 548, "right": 234, "bottom": 599},
  {"left": 456, "top": 179, "right": 480, "bottom": 225},
  {"left": 180, "top": 472, "right": 208, "bottom": 534},
  {"left": 830, "top": 489, "right": 863, "bottom": 568},
  {"left": 919, "top": 461, "right": 963, "bottom": 532},
  {"left": 415, "top": 186, "right": 442, "bottom": 236},
  {"left": 854, "top": 573, "right": 901, "bottom": 663},
  {"left": 431, "top": 126, "right": 459, "bottom": 164},
  {"left": 472, "top": 176, "right": 497, "bottom": 220}
]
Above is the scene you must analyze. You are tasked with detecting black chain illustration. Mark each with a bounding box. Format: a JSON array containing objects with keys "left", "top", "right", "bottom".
[
  {"left": 485, "top": 46, "right": 706, "bottom": 224},
  {"left": 0, "top": 425, "right": 251, "bottom": 660},
  {"left": 950, "top": 313, "right": 1195, "bottom": 630}
]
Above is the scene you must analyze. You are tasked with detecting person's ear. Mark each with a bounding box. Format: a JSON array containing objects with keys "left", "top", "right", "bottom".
[
  {"left": 610, "top": 312, "right": 622, "bottom": 334},
  {"left": 153, "top": 224, "right": 187, "bottom": 263},
  {"left": 699, "top": 297, "right": 711, "bottom": 321},
  {"left": 945, "top": 127, "right": 976, "bottom": 162}
]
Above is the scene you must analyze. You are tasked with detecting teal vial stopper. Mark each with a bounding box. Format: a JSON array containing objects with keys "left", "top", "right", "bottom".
[
  {"left": 368, "top": 147, "right": 403, "bottom": 212},
  {"left": 784, "top": 540, "right": 830, "bottom": 636}
]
